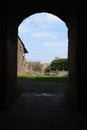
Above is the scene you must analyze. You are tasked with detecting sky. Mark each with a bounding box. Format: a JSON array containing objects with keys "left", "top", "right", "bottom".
[{"left": 18, "top": 12, "right": 68, "bottom": 63}]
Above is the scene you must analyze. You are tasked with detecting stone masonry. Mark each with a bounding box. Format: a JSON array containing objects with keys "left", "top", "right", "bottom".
[{"left": 17, "top": 36, "right": 29, "bottom": 76}]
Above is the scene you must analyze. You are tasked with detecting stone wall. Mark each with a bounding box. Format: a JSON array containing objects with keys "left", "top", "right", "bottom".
[
  {"left": 22, "top": 58, "right": 30, "bottom": 75},
  {"left": 17, "top": 37, "right": 29, "bottom": 76}
]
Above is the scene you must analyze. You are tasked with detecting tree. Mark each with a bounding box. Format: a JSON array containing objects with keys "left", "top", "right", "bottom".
[
  {"left": 50, "top": 58, "right": 68, "bottom": 71},
  {"left": 44, "top": 65, "right": 51, "bottom": 75},
  {"left": 29, "top": 61, "right": 43, "bottom": 73}
]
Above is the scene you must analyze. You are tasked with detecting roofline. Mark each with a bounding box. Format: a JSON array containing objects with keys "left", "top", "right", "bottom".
[{"left": 18, "top": 35, "right": 28, "bottom": 53}]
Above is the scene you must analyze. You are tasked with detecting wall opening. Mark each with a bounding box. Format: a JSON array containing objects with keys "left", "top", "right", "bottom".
[{"left": 17, "top": 12, "right": 69, "bottom": 95}]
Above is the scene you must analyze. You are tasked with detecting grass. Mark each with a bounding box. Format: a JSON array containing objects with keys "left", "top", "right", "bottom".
[{"left": 17, "top": 75, "right": 68, "bottom": 83}]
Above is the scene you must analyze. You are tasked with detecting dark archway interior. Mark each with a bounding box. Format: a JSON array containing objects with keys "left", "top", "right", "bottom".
[{"left": 0, "top": 1, "right": 87, "bottom": 113}]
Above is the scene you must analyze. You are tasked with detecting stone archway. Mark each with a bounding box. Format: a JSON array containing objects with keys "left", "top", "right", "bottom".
[{"left": 0, "top": 1, "right": 87, "bottom": 112}]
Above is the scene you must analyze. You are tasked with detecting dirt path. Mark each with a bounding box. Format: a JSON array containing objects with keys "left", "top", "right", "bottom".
[{"left": 0, "top": 80, "right": 87, "bottom": 130}]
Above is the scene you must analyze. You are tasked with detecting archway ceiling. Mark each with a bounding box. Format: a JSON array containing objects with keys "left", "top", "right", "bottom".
[{"left": 7, "top": 0, "right": 78, "bottom": 25}]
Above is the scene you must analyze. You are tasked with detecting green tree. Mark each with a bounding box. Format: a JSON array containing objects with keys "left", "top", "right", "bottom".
[
  {"left": 44, "top": 58, "right": 68, "bottom": 76},
  {"left": 50, "top": 58, "right": 68, "bottom": 71},
  {"left": 44, "top": 65, "right": 51, "bottom": 75}
]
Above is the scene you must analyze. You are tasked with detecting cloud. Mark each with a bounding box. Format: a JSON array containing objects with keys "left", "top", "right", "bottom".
[
  {"left": 46, "top": 13, "right": 62, "bottom": 23},
  {"left": 32, "top": 31, "right": 59, "bottom": 39},
  {"left": 18, "top": 24, "right": 27, "bottom": 33},
  {"left": 29, "top": 12, "right": 61, "bottom": 23},
  {"left": 18, "top": 12, "right": 64, "bottom": 34},
  {"left": 18, "top": 20, "right": 31, "bottom": 34},
  {"left": 43, "top": 41, "right": 68, "bottom": 48},
  {"left": 18, "top": 12, "right": 68, "bottom": 62}
]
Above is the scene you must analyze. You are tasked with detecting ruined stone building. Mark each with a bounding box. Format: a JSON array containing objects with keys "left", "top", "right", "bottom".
[{"left": 17, "top": 36, "right": 29, "bottom": 76}]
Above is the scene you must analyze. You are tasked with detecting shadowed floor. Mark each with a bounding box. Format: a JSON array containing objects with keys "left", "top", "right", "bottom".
[{"left": 0, "top": 80, "right": 87, "bottom": 130}]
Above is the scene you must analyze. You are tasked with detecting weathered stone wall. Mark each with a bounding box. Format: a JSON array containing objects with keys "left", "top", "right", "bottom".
[
  {"left": 17, "top": 37, "right": 24, "bottom": 75},
  {"left": 17, "top": 37, "right": 29, "bottom": 76},
  {"left": 22, "top": 58, "right": 30, "bottom": 75}
]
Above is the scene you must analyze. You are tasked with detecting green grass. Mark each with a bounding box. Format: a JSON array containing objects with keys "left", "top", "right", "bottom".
[{"left": 17, "top": 75, "right": 68, "bottom": 83}]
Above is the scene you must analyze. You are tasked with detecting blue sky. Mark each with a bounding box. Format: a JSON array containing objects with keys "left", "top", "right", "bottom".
[{"left": 18, "top": 12, "right": 68, "bottom": 63}]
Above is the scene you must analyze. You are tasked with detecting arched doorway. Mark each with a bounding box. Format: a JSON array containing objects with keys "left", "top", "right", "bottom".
[
  {"left": 18, "top": 12, "right": 68, "bottom": 76},
  {"left": 0, "top": 1, "right": 86, "bottom": 112}
]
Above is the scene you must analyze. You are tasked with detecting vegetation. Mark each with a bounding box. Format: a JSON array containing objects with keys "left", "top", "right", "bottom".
[
  {"left": 17, "top": 75, "right": 68, "bottom": 82},
  {"left": 44, "top": 58, "right": 68, "bottom": 75},
  {"left": 51, "top": 58, "right": 68, "bottom": 71},
  {"left": 28, "top": 61, "right": 43, "bottom": 73},
  {"left": 17, "top": 58, "right": 69, "bottom": 96}
]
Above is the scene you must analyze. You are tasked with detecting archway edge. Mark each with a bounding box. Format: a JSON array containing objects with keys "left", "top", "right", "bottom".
[
  {"left": 1, "top": 0, "right": 86, "bottom": 112},
  {"left": 10, "top": 0, "right": 75, "bottom": 26}
]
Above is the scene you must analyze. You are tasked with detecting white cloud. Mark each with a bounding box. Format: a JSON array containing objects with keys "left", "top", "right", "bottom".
[
  {"left": 46, "top": 13, "right": 62, "bottom": 23},
  {"left": 18, "top": 12, "right": 68, "bottom": 62},
  {"left": 43, "top": 41, "right": 68, "bottom": 48},
  {"left": 21, "top": 12, "right": 63, "bottom": 27},
  {"left": 32, "top": 12, "right": 63, "bottom": 23},
  {"left": 18, "top": 12, "right": 66, "bottom": 35},
  {"left": 18, "top": 21, "right": 30, "bottom": 34},
  {"left": 32, "top": 31, "right": 58, "bottom": 39}
]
